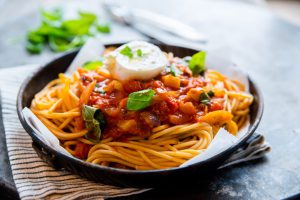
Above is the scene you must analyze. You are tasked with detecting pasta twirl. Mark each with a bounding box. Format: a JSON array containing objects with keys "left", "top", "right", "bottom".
[{"left": 30, "top": 43, "right": 253, "bottom": 170}]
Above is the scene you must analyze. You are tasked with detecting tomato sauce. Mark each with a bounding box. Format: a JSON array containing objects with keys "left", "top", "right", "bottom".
[{"left": 78, "top": 62, "right": 224, "bottom": 139}]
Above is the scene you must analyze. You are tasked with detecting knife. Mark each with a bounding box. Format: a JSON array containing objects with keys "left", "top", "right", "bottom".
[{"left": 103, "top": 2, "right": 207, "bottom": 43}]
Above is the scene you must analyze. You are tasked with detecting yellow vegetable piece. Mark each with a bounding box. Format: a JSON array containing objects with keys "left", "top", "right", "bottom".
[
  {"left": 225, "top": 120, "right": 238, "bottom": 136},
  {"left": 199, "top": 110, "right": 233, "bottom": 126}
]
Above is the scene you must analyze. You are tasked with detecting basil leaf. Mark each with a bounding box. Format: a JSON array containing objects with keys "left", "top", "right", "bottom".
[
  {"left": 127, "top": 89, "right": 155, "bottom": 111},
  {"left": 120, "top": 46, "right": 133, "bottom": 59},
  {"left": 207, "top": 90, "right": 214, "bottom": 97},
  {"left": 41, "top": 8, "right": 63, "bottom": 22},
  {"left": 137, "top": 49, "right": 143, "bottom": 57},
  {"left": 62, "top": 19, "right": 91, "bottom": 35},
  {"left": 26, "top": 42, "right": 43, "bottom": 54},
  {"left": 189, "top": 51, "right": 206, "bottom": 76},
  {"left": 48, "top": 36, "right": 73, "bottom": 52},
  {"left": 199, "top": 92, "right": 211, "bottom": 105},
  {"left": 36, "top": 24, "right": 71, "bottom": 39},
  {"left": 83, "top": 61, "right": 103, "bottom": 70},
  {"left": 82, "top": 105, "right": 106, "bottom": 143},
  {"left": 27, "top": 31, "right": 45, "bottom": 44},
  {"left": 79, "top": 12, "right": 97, "bottom": 24},
  {"left": 97, "top": 23, "right": 111, "bottom": 34},
  {"left": 49, "top": 35, "right": 87, "bottom": 52},
  {"left": 170, "top": 64, "right": 182, "bottom": 77},
  {"left": 26, "top": 9, "right": 111, "bottom": 54}
]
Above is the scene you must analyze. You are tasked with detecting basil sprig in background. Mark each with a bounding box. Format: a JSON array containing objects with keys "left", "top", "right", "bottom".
[{"left": 26, "top": 8, "right": 111, "bottom": 54}]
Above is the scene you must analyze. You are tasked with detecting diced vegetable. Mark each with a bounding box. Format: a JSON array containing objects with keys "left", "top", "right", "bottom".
[
  {"left": 117, "top": 120, "right": 137, "bottom": 131},
  {"left": 162, "top": 75, "right": 181, "bottom": 89},
  {"left": 198, "top": 110, "right": 233, "bottom": 126},
  {"left": 169, "top": 113, "right": 190, "bottom": 125},
  {"left": 187, "top": 88, "right": 203, "bottom": 101},
  {"left": 179, "top": 102, "right": 197, "bottom": 115},
  {"left": 225, "top": 120, "right": 238, "bottom": 135}
]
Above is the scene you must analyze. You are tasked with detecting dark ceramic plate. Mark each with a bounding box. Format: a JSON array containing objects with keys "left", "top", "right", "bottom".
[{"left": 17, "top": 43, "right": 263, "bottom": 188}]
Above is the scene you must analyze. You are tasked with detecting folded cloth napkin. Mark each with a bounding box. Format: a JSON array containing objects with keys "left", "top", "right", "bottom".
[{"left": 0, "top": 65, "right": 270, "bottom": 200}]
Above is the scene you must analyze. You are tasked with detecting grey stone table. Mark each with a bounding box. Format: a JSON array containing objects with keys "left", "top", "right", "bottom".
[{"left": 1, "top": 0, "right": 300, "bottom": 199}]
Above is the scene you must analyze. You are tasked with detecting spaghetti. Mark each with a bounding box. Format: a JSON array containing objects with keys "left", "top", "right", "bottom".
[{"left": 30, "top": 46, "right": 253, "bottom": 170}]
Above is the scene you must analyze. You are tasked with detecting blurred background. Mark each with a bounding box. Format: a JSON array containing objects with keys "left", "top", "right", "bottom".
[{"left": 0, "top": 0, "right": 300, "bottom": 68}]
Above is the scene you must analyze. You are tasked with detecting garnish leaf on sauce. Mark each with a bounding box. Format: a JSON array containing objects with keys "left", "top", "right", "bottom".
[
  {"left": 120, "top": 46, "right": 133, "bottom": 58},
  {"left": 83, "top": 60, "right": 103, "bottom": 70},
  {"left": 170, "top": 64, "right": 183, "bottom": 77},
  {"left": 199, "top": 90, "right": 214, "bottom": 105},
  {"left": 82, "top": 105, "right": 106, "bottom": 143},
  {"left": 207, "top": 90, "right": 215, "bottom": 97},
  {"left": 127, "top": 89, "right": 155, "bottom": 111},
  {"left": 189, "top": 51, "right": 206, "bottom": 76}
]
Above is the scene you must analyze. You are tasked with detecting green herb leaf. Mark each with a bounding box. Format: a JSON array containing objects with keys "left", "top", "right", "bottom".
[
  {"left": 27, "top": 31, "right": 45, "bottom": 44},
  {"left": 170, "top": 64, "right": 183, "bottom": 77},
  {"left": 127, "top": 89, "right": 155, "bottom": 111},
  {"left": 79, "top": 12, "right": 97, "bottom": 24},
  {"left": 83, "top": 61, "right": 103, "bottom": 70},
  {"left": 26, "top": 42, "right": 43, "bottom": 54},
  {"left": 189, "top": 51, "right": 206, "bottom": 76},
  {"left": 120, "top": 46, "right": 133, "bottom": 59},
  {"left": 137, "top": 49, "right": 143, "bottom": 57},
  {"left": 199, "top": 92, "right": 211, "bottom": 105},
  {"left": 82, "top": 105, "right": 106, "bottom": 143},
  {"left": 207, "top": 90, "right": 215, "bottom": 97},
  {"left": 48, "top": 36, "right": 73, "bottom": 52},
  {"left": 62, "top": 19, "right": 91, "bottom": 35},
  {"left": 26, "top": 9, "right": 111, "bottom": 54},
  {"left": 97, "top": 23, "right": 111, "bottom": 34},
  {"left": 36, "top": 24, "right": 71, "bottom": 38},
  {"left": 41, "top": 8, "right": 63, "bottom": 22}
]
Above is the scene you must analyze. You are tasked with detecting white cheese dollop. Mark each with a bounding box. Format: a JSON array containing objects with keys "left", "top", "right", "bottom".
[{"left": 105, "top": 41, "right": 168, "bottom": 81}]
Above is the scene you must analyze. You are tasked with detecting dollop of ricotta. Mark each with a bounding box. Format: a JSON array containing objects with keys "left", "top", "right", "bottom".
[{"left": 105, "top": 41, "right": 168, "bottom": 81}]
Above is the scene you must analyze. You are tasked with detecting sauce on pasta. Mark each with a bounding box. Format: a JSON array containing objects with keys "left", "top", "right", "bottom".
[{"left": 30, "top": 42, "right": 253, "bottom": 170}]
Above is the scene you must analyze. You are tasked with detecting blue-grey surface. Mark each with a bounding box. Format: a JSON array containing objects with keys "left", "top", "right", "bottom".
[{"left": 0, "top": 0, "right": 300, "bottom": 199}]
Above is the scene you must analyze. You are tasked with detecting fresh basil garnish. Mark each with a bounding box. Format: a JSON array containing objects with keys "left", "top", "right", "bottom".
[
  {"left": 199, "top": 91, "right": 214, "bottom": 105},
  {"left": 82, "top": 105, "right": 106, "bottom": 143},
  {"left": 97, "top": 23, "right": 111, "bottom": 33},
  {"left": 25, "top": 9, "right": 110, "bottom": 54},
  {"left": 26, "top": 42, "right": 44, "bottom": 54},
  {"left": 170, "top": 64, "right": 183, "bottom": 77},
  {"left": 189, "top": 51, "right": 206, "bottom": 76},
  {"left": 137, "top": 49, "right": 143, "bottom": 57},
  {"left": 83, "top": 60, "right": 103, "bottom": 70},
  {"left": 207, "top": 90, "right": 215, "bottom": 98},
  {"left": 120, "top": 46, "right": 133, "bottom": 59},
  {"left": 42, "top": 8, "right": 63, "bottom": 22},
  {"left": 127, "top": 89, "right": 155, "bottom": 111}
]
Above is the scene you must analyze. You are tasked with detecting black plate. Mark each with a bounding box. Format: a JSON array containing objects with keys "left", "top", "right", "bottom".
[{"left": 17, "top": 43, "right": 263, "bottom": 188}]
